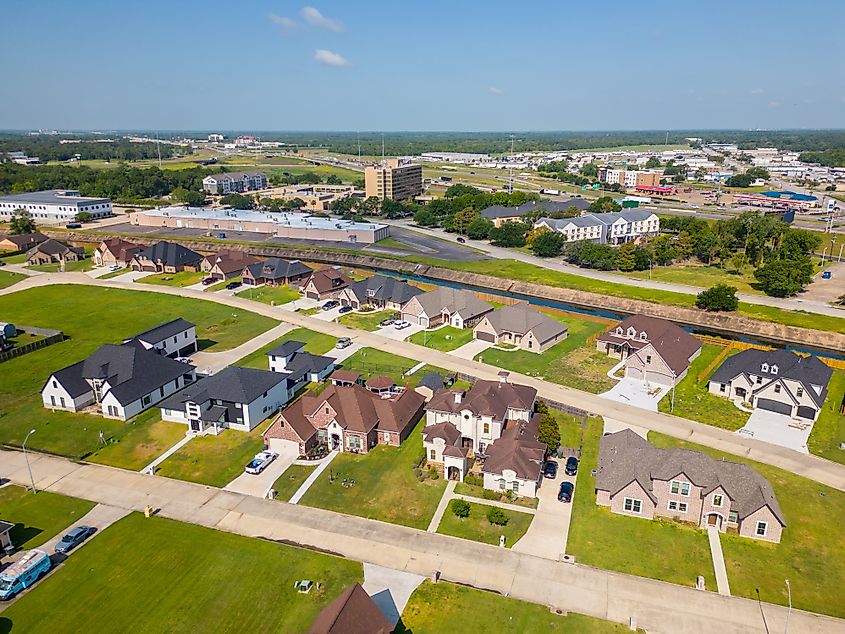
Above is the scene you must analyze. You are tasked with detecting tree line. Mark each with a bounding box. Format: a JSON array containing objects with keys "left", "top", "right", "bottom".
[{"left": 0, "top": 136, "right": 181, "bottom": 162}]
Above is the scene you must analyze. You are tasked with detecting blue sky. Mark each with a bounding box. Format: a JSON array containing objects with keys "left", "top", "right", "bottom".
[{"left": 1, "top": 0, "right": 843, "bottom": 131}]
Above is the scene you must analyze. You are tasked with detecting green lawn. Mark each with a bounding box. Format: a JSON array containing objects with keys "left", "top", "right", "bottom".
[
  {"left": 337, "top": 309, "right": 395, "bottom": 331},
  {"left": 0, "top": 285, "right": 276, "bottom": 458},
  {"left": 97, "top": 267, "right": 129, "bottom": 280},
  {"left": 137, "top": 270, "right": 207, "bottom": 287},
  {"left": 398, "top": 580, "right": 632, "bottom": 633},
  {"left": 272, "top": 464, "right": 317, "bottom": 502},
  {"left": 29, "top": 251, "right": 95, "bottom": 273},
  {"left": 298, "top": 306, "right": 321, "bottom": 316},
  {"left": 236, "top": 327, "right": 338, "bottom": 369},
  {"left": 807, "top": 370, "right": 845, "bottom": 465},
  {"left": 236, "top": 284, "right": 301, "bottom": 305},
  {"left": 87, "top": 412, "right": 187, "bottom": 471},
  {"left": 265, "top": 163, "right": 362, "bottom": 184},
  {"left": 621, "top": 264, "right": 761, "bottom": 294},
  {"left": 205, "top": 276, "right": 241, "bottom": 292},
  {"left": 567, "top": 418, "right": 716, "bottom": 590},
  {"left": 0, "top": 270, "right": 25, "bottom": 289},
  {"left": 408, "top": 325, "right": 474, "bottom": 352},
  {"left": 0, "top": 252, "right": 27, "bottom": 264},
  {"left": 155, "top": 419, "right": 272, "bottom": 487},
  {"left": 300, "top": 420, "right": 446, "bottom": 529},
  {"left": 649, "top": 431, "right": 845, "bottom": 618},
  {"left": 0, "top": 484, "right": 95, "bottom": 551},
  {"left": 658, "top": 344, "right": 748, "bottom": 431},
  {"left": 475, "top": 311, "right": 616, "bottom": 393},
  {"left": 1, "top": 514, "right": 363, "bottom": 633},
  {"left": 338, "top": 347, "right": 457, "bottom": 390},
  {"left": 452, "top": 482, "right": 538, "bottom": 509}
]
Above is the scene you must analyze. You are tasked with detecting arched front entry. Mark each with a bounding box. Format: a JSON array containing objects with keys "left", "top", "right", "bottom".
[
  {"left": 706, "top": 513, "right": 722, "bottom": 529},
  {"left": 330, "top": 433, "right": 341, "bottom": 450},
  {"left": 447, "top": 466, "right": 461, "bottom": 480}
]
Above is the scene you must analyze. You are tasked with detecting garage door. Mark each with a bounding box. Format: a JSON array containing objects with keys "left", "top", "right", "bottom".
[
  {"left": 306, "top": 291, "right": 319, "bottom": 300},
  {"left": 402, "top": 313, "right": 421, "bottom": 326},
  {"left": 756, "top": 398, "right": 792, "bottom": 415},
  {"left": 796, "top": 405, "right": 816, "bottom": 420},
  {"left": 626, "top": 366, "right": 643, "bottom": 381},
  {"left": 475, "top": 330, "right": 495, "bottom": 342},
  {"left": 644, "top": 371, "right": 673, "bottom": 386}
]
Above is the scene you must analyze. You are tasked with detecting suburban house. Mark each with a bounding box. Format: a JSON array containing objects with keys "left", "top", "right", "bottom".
[
  {"left": 596, "top": 429, "right": 786, "bottom": 542},
  {"left": 130, "top": 240, "right": 203, "bottom": 273},
  {"left": 302, "top": 268, "right": 353, "bottom": 300},
  {"left": 242, "top": 258, "right": 313, "bottom": 287},
  {"left": 308, "top": 583, "right": 392, "bottom": 634},
  {"left": 266, "top": 340, "right": 335, "bottom": 390},
  {"left": 263, "top": 379, "right": 425, "bottom": 455},
  {"left": 480, "top": 199, "right": 590, "bottom": 227},
  {"left": 42, "top": 343, "right": 195, "bottom": 421},
  {"left": 423, "top": 373, "right": 536, "bottom": 481},
  {"left": 415, "top": 371, "right": 451, "bottom": 401},
  {"left": 160, "top": 366, "right": 289, "bottom": 433},
  {"left": 200, "top": 250, "right": 259, "bottom": 280},
  {"left": 708, "top": 349, "right": 832, "bottom": 421},
  {"left": 596, "top": 315, "right": 701, "bottom": 386},
  {"left": 25, "top": 239, "right": 83, "bottom": 266},
  {"left": 481, "top": 414, "right": 546, "bottom": 497},
  {"left": 400, "top": 287, "right": 492, "bottom": 328},
  {"left": 202, "top": 171, "right": 267, "bottom": 195},
  {"left": 535, "top": 209, "right": 660, "bottom": 244},
  {"left": 123, "top": 318, "right": 197, "bottom": 358},
  {"left": 337, "top": 275, "right": 423, "bottom": 311},
  {"left": 473, "top": 302, "right": 568, "bottom": 353},
  {"left": 0, "top": 232, "right": 48, "bottom": 253},
  {"left": 93, "top": 237, "right": 141, "bottom": 268},
  {"left": 329, "top": 369, "right": 362, "bottom": 387}
]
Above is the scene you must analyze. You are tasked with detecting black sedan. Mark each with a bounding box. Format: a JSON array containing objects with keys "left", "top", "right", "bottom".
[
  {"left": 55, "top": 525, "right": 96, "bottom": 554},
  {"left": 565, "top": 456, "right": 579, "bottom": 476},
  {"left": 558, "top": 481, "right": 574, "bottom": 503},
  {"left": 542, "top": 460, "right": 558, "bottom": 479}
]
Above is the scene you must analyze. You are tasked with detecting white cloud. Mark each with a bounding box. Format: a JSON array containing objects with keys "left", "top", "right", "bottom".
[
  {"left": 269, "top": 13, "right": 296, "bottom": 29},
  {"left": 301, "top": 6, "right": 343, "bottom": 31},
  {"left": 488, "top": 86, "right": 503, "bottom": 95},
  {"left": 314, "top": 49, "right": 350, "bottom": 67},
  {"left": 750, "top": 88, "right": 765, "bottom": 95},
  {"left": 767, "top": 100, "right": 781, "bottom": 108}
]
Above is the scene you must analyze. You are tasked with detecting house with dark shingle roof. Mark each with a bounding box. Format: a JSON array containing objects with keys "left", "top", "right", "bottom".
[
  {"left": 596, "top": 315, "right": 701, "bottom": 386},
  {"left": 708, "top": 349, "right": 832, "bottom": 421},
  {"left": 303, "top": 268, "right": 353, "bottom": 300},
  {"left": 596, "top": 429, "right": 785, "bottom": 542},
  {"left": 309, "top": 583, "right": 392, "bottom": 634},
  {"left": 337, "top": 275, "right": 423, "bottom": 311},
  {"left": 200, "top": 250, "right": 260, "bottom": 280},
  {"left": 480, "top": 199, "right": 590, "bottom": 227},
  {"left": 400, "top": 287, "right": 492, "bottom": 329},
  {"left": 93, "top": 237, "right": 141, "bottom": 268},
  {"left": 266, "top": 339, "right": 335, "bottom": 391},
  {"left": 0, "top": 232, "right": 48, "bottom": 253},
  {"left": 25, "top": 239, "right": 84, "bottom": 266},
  {"left": 42, "top": 344, "right": 195, "bottom": 421},
  {"left": 473, "top": 302, "right": 568, "bottom": 353},
  {"left": 130, "top": 240, "right": 203, "bottom": 273},
  {"left": 242, "top": 257, "right": 312, "bottom": 287},
  {"left": 481, "top": 414, "right": 546, "bottom": 497},
  {"left": 124, "top": 318, "right": 197, "bottom": 358}
]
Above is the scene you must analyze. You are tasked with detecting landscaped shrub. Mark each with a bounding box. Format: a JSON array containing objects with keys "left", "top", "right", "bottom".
[
  {"left": 486, "top": 507, "right": 508, "bottom": 526},
  {"left": 359, "top": 305, "right": 375, "bottom": 312},
  {"left": 450, "top": 499, "right": 471, "bottom": 518},
  {"left": 428, "top": 466, "right": 439, "bottom": 480},
  {"left": 482, "top": 489, "right": 499, "bottom": 501},
  {"left": 464, "top": 474, "right": 483, "bottom": 487}
]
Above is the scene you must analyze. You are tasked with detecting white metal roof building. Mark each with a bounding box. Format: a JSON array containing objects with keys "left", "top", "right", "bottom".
[{"left": 0, "top": 189, "right": 112, "bottom": 222}]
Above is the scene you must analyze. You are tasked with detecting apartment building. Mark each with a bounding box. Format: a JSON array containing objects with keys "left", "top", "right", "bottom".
[
  {"left": 598, "top": 169, "right": 661, "bottom": 189},
  {"left": 202, "top": 171, "right": 267, "bottom": 195},
  {"left": 364, "top": 159, "right": 423, "bottom": 200},
  {"left": 534, "top": 209, "right": 660, "bottom": 245}
]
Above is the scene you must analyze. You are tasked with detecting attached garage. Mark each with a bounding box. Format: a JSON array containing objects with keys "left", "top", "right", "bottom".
[
  {"left": 796, "top": 405, "right": 817, "bottom": 420},
  {"left": 756, "top": 398, "right": 792, "bottom": 416},
  {"left": 625, "top": 366, "right": 643, "bottom": 381},
  {"left": 402, "top": 312, "right": 424, "bottom": 326},
  {"left": 306, "top": 290, "right": 319, "bottom": 300},
  {"left": 475, "top": 330, "right": 496, "bottom": 343}
]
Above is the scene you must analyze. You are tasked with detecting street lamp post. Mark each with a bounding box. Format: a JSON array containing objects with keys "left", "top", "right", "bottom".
[
  {"left": 784, "top": 579, "right": 791, "bottom": 634},
  {"left": 23, "top": 428, "right": 37, "bottom": 494}
]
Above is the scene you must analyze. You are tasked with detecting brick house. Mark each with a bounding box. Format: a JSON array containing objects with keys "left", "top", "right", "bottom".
[
  {"left": 242, "top": 258, "right": 312, "bottom": 287},
  {"left": 25, "top": 239, "right": 83, "bottom": 266},
  {"left": 130, "top": 240, "right": 202, "bottom": 273},
  {"left": 93, "top": 237, "right": 141, "bottom": 268},
  {"left": 302, "top": 268, "right": 353, "bottom": 300},
  {"left": 200, "top": 250, "right": 259, "bottom": 280},
  {"left": 473, "top": 302, "right": 568, "bottom": 353}
]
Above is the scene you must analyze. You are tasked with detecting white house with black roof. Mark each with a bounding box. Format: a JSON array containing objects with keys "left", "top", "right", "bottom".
[
  {"left": 266, "top": 340, "right": 335, "bottom": 385},
  {"left": 160, "top": 366, "right": 289, "bottom": 433},
  {"left": 708, "top": 349, "right": 832, "bottom": 421},
  {"left": 123, "top": 318, "right": 197, "bottom": 358},
  {"left": 42, "top": 344, "right": 195, "bottom": 421}
]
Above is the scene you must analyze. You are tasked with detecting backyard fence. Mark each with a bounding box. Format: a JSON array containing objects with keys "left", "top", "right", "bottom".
[{"left": 0, "top": 328, "right": 65, "bottom": 364}]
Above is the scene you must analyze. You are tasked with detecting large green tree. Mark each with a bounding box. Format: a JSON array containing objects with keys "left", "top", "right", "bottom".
[
  {"left": 537, "top": 413, "right": 561, "bottom": 453},
  {"left": 588, "top": 196, "right": 621, "bottom": 213},
  {"left": 754, "top": 258, "right": 814, "bottom": 297},
  {"left": 10, "top": 210, "right": 36, "bottom": 234},
  {"left": 489, "top": 221, "right": 530, "bottom": 247},
  {"left": 696, "top": 284, "right": 739, "bottom": 311},
  {"left": 530, "top": 230, "right": 565, "bottom": 258},
  {"left": 465, "top": 217, "right": 494, "bottom": 240}
]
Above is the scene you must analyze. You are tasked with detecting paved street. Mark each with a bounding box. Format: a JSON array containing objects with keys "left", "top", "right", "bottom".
[
  {"left": 188, "top": 321, "right": 290, "bottom": 373},
  {"left": 2, "top": 449, "right": 839, "bottom": 634}
]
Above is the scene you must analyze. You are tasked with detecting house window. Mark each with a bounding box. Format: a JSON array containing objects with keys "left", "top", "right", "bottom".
[
  {"left": 774, "top": 384, "right": 781, "bottom": 394},
  {"left": 756, "top": 521, "right": 768, "bottom": 537},
  {"left": 797, "top": 387, "right": 804, "bottom": 397},
  {"left": 52, "top": 380, "right": 57, "bottom": 388},
  {"left": 60, "top": 397, "right": 65, "bottom": 407},
  {"left": 668, "top": 501, "right": 687, "bottom": 513},
  {"left": 761, "top": 363, "right": 769, "bottom": 373},
  {"left": 623, "top": 498, "right": 642, "bottom": 513},
  {"left": 646, "top": 355, "right": 652, "bottom": 364},
  {"left": 756, "top": 376, "right": 762, "bottom": 384},
  {"left": 142, "top": 395, "right": 151, "bottom": 406},
  {"left": 640, "top": 332, "right": 647, "bottom": 340},
  {"left": 430, "top": 449, "right": 436, "bottom": 460},
  {"left": 719, "top": 383, "right": 726, "bottom": 393},
  {"left": 325, "top": 407, "right": 330, "bottom": 414},
  {"left": 512, "top": 481, "right": 520, "bottom": 494},
  {"left": 670, "top": 480, "right": 690, "bottom": 496},
  {"left": 728, "top": 511, "right": 738, "bottom": 523},
  {"left": 483, "top": 422, "right": 490, "bottom": 435},
  {"left": 713, "top": 494, "right": 723, "bottom": 507},
  {"left": 498, "top": 478, "right": 506, "bottom": 490},
  {"left": 50, "top": 395, "right": 56, "bottom": 406}
]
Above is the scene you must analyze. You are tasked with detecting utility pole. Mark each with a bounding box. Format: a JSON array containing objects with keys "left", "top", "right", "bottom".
[
  {"left": 508, "top": 134, "right": 515, "bottom": 194},
  {"left": 784, "top": 579, "right": 792, "bottom": 634},
  {"left": 23, "top": 428, "right": 37, "bottom": 494}
]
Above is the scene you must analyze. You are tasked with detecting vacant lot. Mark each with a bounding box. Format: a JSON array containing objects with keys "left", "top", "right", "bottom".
[
  {"left": 0, "top": 484, "right": 95, "bottom": 551},
  {"left": 137, "top": 270, "right": 206, "bottom": 287},
  {"left": 0, "top": 285, "right": 275, "bottom": 457},
  {"left": 88, "top": 412, "right": 186, "bottom": 471},
  {"left": 650, "top": 431, "right": 845, "bottom": 618},
  {"left": 408, "top": 325, "right": 474, "bottom": 352},
  {"left": 337, "top": 309, "right": 394, "bottom": 332},
  {"left": 272, "top": 464, "right": 317, "bottom": 502},
  {"left": 807, "top": 370, "right": 845, "bottom": 465},
  {"left": 436, "top": 500, "right": 533, "bottom": 547},
  {"left": 300, "top": 420, "right": 446, "bottom": 529},
  {"left": 236, "top": 284, "right": 301, "bottom": 305},
  {"left": 0, "top": 270, "right": 25, "bottom": 289},
  {"left": 1, "top": 514, "right": 363, "bottom": 633},
  {"left": 236, "top": 327, "right": 337, "bottom": 369},
  {"left": 622, "top": 264, "right": 760, "bottom": 294}
]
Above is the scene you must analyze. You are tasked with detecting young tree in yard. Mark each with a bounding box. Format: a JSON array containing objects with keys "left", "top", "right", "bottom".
[
  {"left": 486, "top": 506, "right": 509, "bottom": 526},
  {"left": 588, "top": 196, "right": 621, "bottom": 213},
  {"left": 74, "top": 211, "right": 93, "bottom": 223},
  {"left": 530, "top": 230, "right": 565, "bottom": 258},
  {"left": 10, "top": 210, "right": 36, "bottom": 234},
  {"left": 489, "top": 221, "right": 530, "bottom": 248},
  {"left": 696, "top": 284, "right": 739, "bottom": 311},
  {"left": 466, "top": 217, "right": 494, "bottom": 240},
  {"left": 537, "top": 413, "right": 561, "bottom": 453},
  {"left": 450, "top": 499, "right": 471, "bottom": 518},
  {"left": 615, "top": 242, "right": 637, "bottom": 271},
  {"left": 754, "top": 257, "right": 814, "bottom": 297}
]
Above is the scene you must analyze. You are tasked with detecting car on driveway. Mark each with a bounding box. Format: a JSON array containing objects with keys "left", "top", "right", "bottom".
[
  {"left": 322, "top": 300, "right": 339, "bottom": 311},
  {"left": 335, "top": 337, "right": 353, "bottom": 349},
  {"left": 565, "top": 456, "right": 579, "bottom": 476},
  {"left": 202, "top": 277, "right": 216, "bottom": 286},
  {"left": 558, "top": 481, "right": 574, "bottom": 503},
  {"left": 245, "top": 451, "right": 278, "bottom": 475},
  {"left": 379, "top": 318, "right": 395, "bottom": 327},
  {"left": 174, "top": 356, "right": 192, "bottom": 364},
  {"left": 55, "top": 526, "right": 96, "bottom": 554},
  {"left": 338, "top": 305, "right": 353, "bottom": 314},
  {"left": 543, "top": 460, "right": 558, "bottom": 479},
  {"left": 108, "top": 264, "right": 121, "bottom": 271},
  {"left": 822, "top": 271, "right": 832, "bottom": 280},
  {"left": 225, "top": 280, "right": 241, "bottom": 290},
  {"left": 394, "top": 320, "right": 411, "bottom": 330}
]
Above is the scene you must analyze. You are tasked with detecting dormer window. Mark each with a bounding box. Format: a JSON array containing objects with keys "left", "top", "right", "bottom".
[
  {"left": 616, "top": 327, "right": 623, "bottom": 335},
  {"left": 771, "top": 365, "right": 778, "bottom": 374},
  {"left": 640, "top": 332, "right": 647, "bottom": 340},
  {"left": 627, "top": 327, "right": 636, "bottom": 337},
  {"left": 761, "top": 363, "right": 769, "bottom": 373}
]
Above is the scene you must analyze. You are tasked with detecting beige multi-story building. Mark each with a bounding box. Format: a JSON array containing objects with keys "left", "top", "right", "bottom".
[{"left": 364, "top": 159, "right": 422, "bottom": 200}]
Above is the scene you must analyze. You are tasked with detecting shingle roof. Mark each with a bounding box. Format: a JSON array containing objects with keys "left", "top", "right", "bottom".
[
  {"left": 306, "top": 268, "right": 353, "bottom": 294},
  {"left": 481, "top": 303, "right": 567, "bottom": 344},
  {"left": 422, "top": 421, "right": 462, "bottom": 445},
  {"left": 284, "top": 352, "right": 335, "bottom": 383},
  {"left": 411, "top": 287, "right": 492, "bottom": 321},
  {"left": 160, "top": 366, "right": 286, "bottom": 409},
  {"left": 245, "top": 258, "right": 312, "bottom": 281},
  {"left": 426, "top": 378, "right": 536, "bottom": 421},
  {"left": 27, "top": 238, "right": 81, "bottom": 258},
  {"left": 130, "top": 318, "right": 195, "bottom": 346},
  {"left": 597, "top": 315, "right": 701, "bottom": 377},
  {"left": 417, "top": 372, "right": 445, "bottom": 392},
  {"left": 135, "top": 241, "right": 202, "bottom": 268},
  {"left": 99, "top": 237, "right": 141, "bottom": 261},
  {"left": 346, "top": 275, "right": 423, "bottom": 306},
  {"left": 480, "top": 199, "right": 589, "bottom": 219},
  {"left": 596, "top": 430, "right": 786, "bottom": 525},
  {"left": 365, "top": 375, "right": 395, "bottom": 390},
  {"left": 205, "top": 171, "right": 266, "bottom": 181},
  {"left": 267, "top": 340, "right": 306, "bottom": 358},
  {"left": 1, "top": 232, "right": 47, "bottom": 248},
  {"left": 203, "top": 250, "right": 259, "bottom": 275},
  {"left": 308, "top": 583, "right": 392, "bottom": 634},
  {"left": 48, "top": 361, "right": 91, "bottom": 398},
  {"left": 330, "top": 369, "right": 361, "bottom": 384},
  {"left": 482, "top": 417, "right": 546, "bottom": 479}
]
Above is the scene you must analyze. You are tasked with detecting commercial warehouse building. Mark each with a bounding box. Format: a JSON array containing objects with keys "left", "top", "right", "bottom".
[
  {"left": 130, "top": 206, "right": 389, "bottom": 243},
  {"left": 0, "top": 189, "right": 112, "bottom": 223}
]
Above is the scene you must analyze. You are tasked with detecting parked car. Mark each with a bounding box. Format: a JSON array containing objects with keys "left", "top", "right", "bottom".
[
  {"left": 558, "top": 481, "right": 574, "bottom": 503},
  {"left": 322, "top": 300, "right": 339, "bottom": 311},
  {"left": 244, "top": 451, "right": 278, "bottom": 475},
  {"left": 394, "top": 320, "right": 411, "bottom": 330},
  {"left": 217, "top": 233, "right": 226, "bottom": 239},
  {"left": 338, "top": 305, "right": 353, "bottom": 314},
  {"left": 543, "top": 460, "right": 558, "bottom": 479},
  {"left": 0, "top": 261, "right": 5, "bottom": 267},
  {"left": 822, "top": 271, "right": 832, "bottom": 280},
  {"left": 201, "top": 277, "right": 216, "bottom": 286},
  {"left": 335, "top": 337, "right": 353, "bottom": 349},
  {"left": 175, "top": 356, "right": 192, "bottom": 364},
  {"left": 55, "top": 526, "right": 96, "bottom": 554},
  {"left": 225, "top": 280, "right": 241, "bottom": 290},
  {"left": 379, "top": 318, "right": 395, "bottom": 327},
  {"left": 565, "top": 456, "right": 579, "bottom": 476},
  {"left": 456, "top": 237, "right": 466, "bottom": 243},
  {"left": 108, "top": 264, "right": 121, "bottom": 271},
  {"left": 65, "top": 223, "right": 82, "bottom": 229}
]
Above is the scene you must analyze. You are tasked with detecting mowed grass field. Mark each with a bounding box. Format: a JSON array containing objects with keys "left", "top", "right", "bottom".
[
  {"left": 621, "top": 264, "right": 761, "bottom": 294},
  {"left": 236, "top": 284, "right": 301, "bottom": 305},
  {"left": 0, "top": 285, "right": 276, "bottom": 458},
  {"left": 408, "top": 325, "right": 474, "bottom": 352},
  {"left": 87, "top": 411, "right": 187, "bottom": 471},
  {"left": 436, "top": 500, "right": 533, "bottom": 547},
  {"left": 0, "top": 270, "right": 25, "bottom": 289},
  {"left": 235, "top": 327, "right": 337, "bottom": 369},
  {"left": 272, "top": 464, "right": 317, "bottom": 502},
  {"left": 338, "top": 347, "right": 462, "bottom": 390},
  {"left": 807, "top": 370, "right": 845, "bottom": 465},
  {"left": 0, "top": 484, "right": 95, "bottom": 552},
  {"left": 1, "top": 514, "right": 364, "bottom": 633}
]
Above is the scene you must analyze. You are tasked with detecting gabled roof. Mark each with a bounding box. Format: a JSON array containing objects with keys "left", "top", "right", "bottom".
[
  {"left": 27, "top": 238, "right": 81, "bottom": 258},
  {"left": 426, "top": 378, "right": 536, "bottom": 421},
  {"left": 245, "top": 258, "right": 312, "bottom": 281},
  {"left": 0, "top": 232, "right": 48, "bottom": 248},
  {"left": 481, "top": 303, "right": 567, "bottom": 344},
  {"left": 598, "top": 315, "right": 701, "bottom": 377},
  {"left": 160, "top": 366, "right": 285, "bottom": 411},
  {"left": 266, "top": 340, "right": 306, "bottom": 358},
  {"left": 346, "top": 275, "right": 423, "bottom": 306},
  {"left": 203, "top": 250, "right": 259, "bottom": 275},
  {"left": 480, "top": 199, "right": 589, "bottom": 219},
  {"left": 306, "top": 268, "right": 353, "bottom": 294},
  {"left": 130, "top": 318, "right": 195, "bottom": 345},
  {"left": 284, "top": 352, "right": 335, "bottom": 383},
  {"left": 709, "top": 349, "right": 832, "bottom": 407},
  {"left": 422, "top": 421, "right": 462, "bottom": 445},
  {"left": 596, "top": 430, "right": 786, "bottom": 526},
  {"left": 411, "top": 287, "right": 492, "bottom": 320},
  {"left": 135, "top": 241, "right": 202, "bottom": 267},
  {"left": 309, "top": 583, "right": 392, "bottom": 634},
  {"left": 330, "top": 369, "right": 361, "bottom": 384},
  {"left": 482, "top": 416, "right": 546, "bottom": 480},
  {"left": 48, "top": 361, "right": 91, "bottom": 398},
  {"left": 99, "top": 237, "right": 141, "bottom": 261}
]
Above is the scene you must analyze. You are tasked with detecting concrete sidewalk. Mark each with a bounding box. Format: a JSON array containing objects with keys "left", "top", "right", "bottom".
[
  {"left": 427, "top": 480, "right": 457, "bottom": 532},
  {"left": 708, "top": 526, "right": 732, "bottom": 596},
  {"left": 288, "top": 450, "right": 337, "bottom": 504},
  {"left": 141, "top": 434, "right": 193, "bottom": 474}
]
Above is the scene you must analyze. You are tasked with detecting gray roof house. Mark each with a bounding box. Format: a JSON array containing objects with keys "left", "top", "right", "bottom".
[
  {"left": 473, "top": 302, "right": 568, "bottom": 353},
  {"left": 25, "top": 239, "right": 84, "bottom": 265},
  {"left": 242, "top": 258, "right": 313, "bottom": 287},
  {"left": 124, "top": 318, "right": 197, "bottom": 358},
  {"left": 708, "top": 349, "right": 832, "bottom": 421},
  {"left": 266, "top": 340, "right": 335, "bottom": 388},
  {"left": 596, "top": 429, "right": 785, "bottom": 542},
  {"left": 338, "top": 275, "right": 423, "bottom": 311},
  {"left": 400, "top": 287, "right": 492, "bottom": 328},
  {"left": 130, "top": 241, "right": 203, "bottom": 273}
]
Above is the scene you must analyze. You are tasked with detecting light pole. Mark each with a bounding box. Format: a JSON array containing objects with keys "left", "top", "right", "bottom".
[
  {"left": 784, "top": 579, "right": 791, "bottom": 634},
  {"left": 23, "top": 428, "right": 37, "bottom": 494}
]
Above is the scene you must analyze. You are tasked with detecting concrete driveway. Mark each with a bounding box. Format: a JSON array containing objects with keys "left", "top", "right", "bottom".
[
  {"left": 737, "top": 409, "right": 812, "bottom": 453},
  {"left": 362, "top": 563, "right": 425, "bottom": 626},
  {"left": 512, "top": 466, "right": 574, "bottom": 559},
  {"left": 313, "top": 305, "right": 344, "bottom": 322},
  {"left": 223, "top": 442, "right": 299, "bottom": 498},
  {"left": 450, "top": 338, "right": 492, "bottom": 360},
  {"left": 600, "top": 377, "right": 668, "bottom": 412},
  {"left": 375, "top": 322, "right": 424, "bottom": 341},
  {"left": 109, "top": 270, "right": 148, "bottom": 283},
  {"left": 330, "top": 341, "right": 363, "bottom": 363}
]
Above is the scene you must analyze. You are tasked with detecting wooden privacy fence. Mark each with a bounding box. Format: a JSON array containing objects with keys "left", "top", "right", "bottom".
[{"left": 0, "top": 332, "right": 65, "bottom": 363}]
